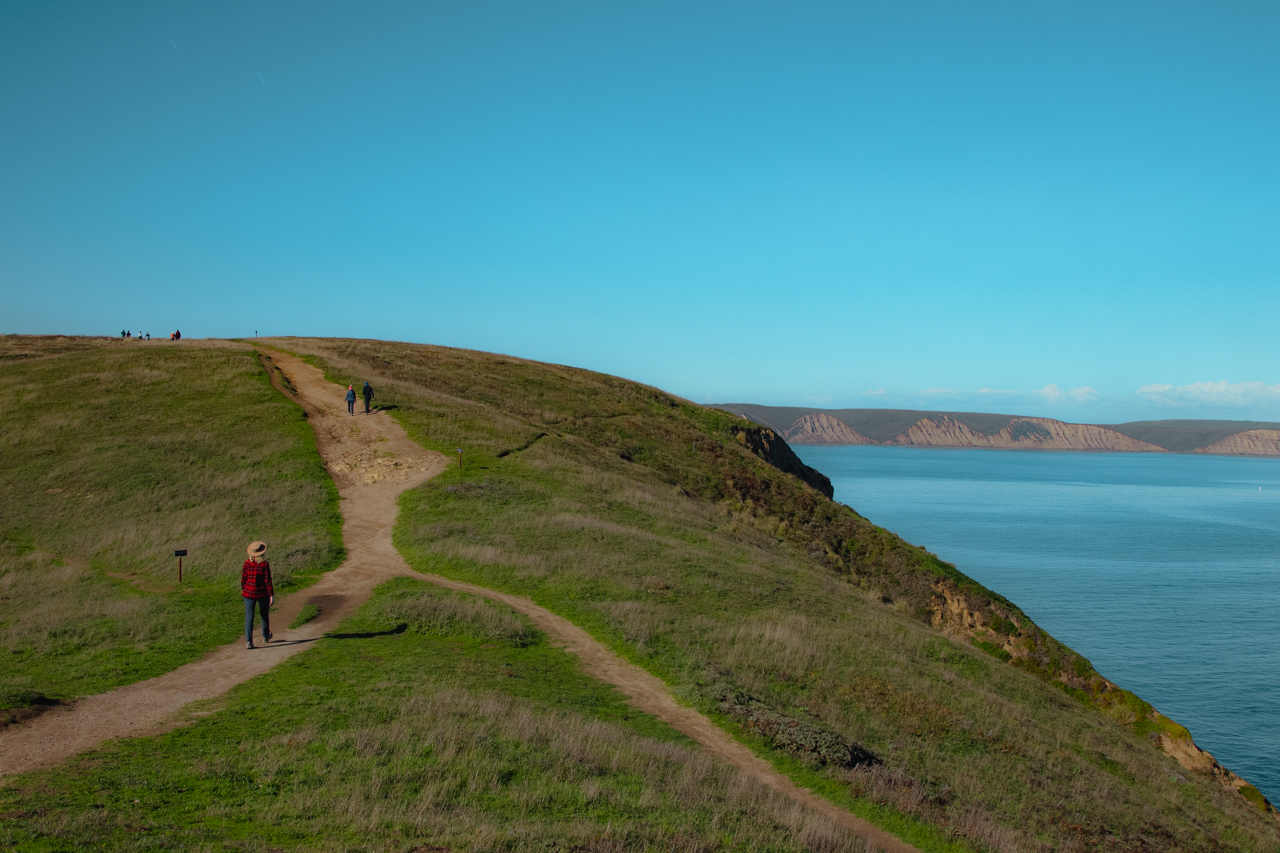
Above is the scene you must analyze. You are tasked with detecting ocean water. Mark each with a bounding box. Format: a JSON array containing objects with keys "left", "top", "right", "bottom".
[{"left": 794, "top": 445, "right": 1280, "bottom": 800}]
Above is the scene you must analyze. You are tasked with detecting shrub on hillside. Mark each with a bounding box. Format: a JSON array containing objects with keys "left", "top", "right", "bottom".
[{"left": 713, "top": 684, "right": 878, "bottom": 769}]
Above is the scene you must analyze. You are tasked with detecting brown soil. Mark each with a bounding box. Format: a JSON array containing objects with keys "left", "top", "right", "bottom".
[{"left": 0, "top": 347, "right": 918, "bottom": 853}]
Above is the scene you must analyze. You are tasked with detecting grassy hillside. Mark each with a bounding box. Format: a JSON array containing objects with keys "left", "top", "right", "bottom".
[
  {"left": 0, "top": 337, "right": 342, "bottom": 713},
  {"left": 273, "top": 336, "right": 1280, "bottom": 853},
  {"left": 2, "top": 581, "right": 865, "bottom": 852}
]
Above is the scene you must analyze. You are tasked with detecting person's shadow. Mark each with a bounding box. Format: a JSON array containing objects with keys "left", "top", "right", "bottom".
[
  {"left": 257, "top": 623, "right": 407, "bottom": 648},
  {"left": 323, "top": 623, "right": 408, "bottom": 640}
]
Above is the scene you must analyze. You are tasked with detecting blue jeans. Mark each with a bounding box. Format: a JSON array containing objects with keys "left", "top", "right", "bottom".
[{"left": 245, "top": 596, "right": 270, "bottom": 643}]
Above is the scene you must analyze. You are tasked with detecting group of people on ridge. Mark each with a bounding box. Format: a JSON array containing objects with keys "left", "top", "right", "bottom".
[
  {"left": 118, "top": 329, "right": 181, "bottom": 340},
  {"left": 346, "top": 381, "right": 375, "bottom": 415}
]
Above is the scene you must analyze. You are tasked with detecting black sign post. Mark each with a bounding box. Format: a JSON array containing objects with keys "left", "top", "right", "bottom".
[{"left": 174, "top": 549, "right": 187, "bottom": 583}]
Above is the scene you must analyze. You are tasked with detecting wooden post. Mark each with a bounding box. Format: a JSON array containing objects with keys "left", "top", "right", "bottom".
[
  {"left": 456, "top": 448, "right": 463, "bottom": 470},
  {"left": 175, "top": 549, "right": 187, "bottom": 583}
]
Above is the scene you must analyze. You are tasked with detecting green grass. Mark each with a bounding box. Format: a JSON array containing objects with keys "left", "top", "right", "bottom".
[
  {"left": 0, "top": 338, "right": 342, "bottom": 708},
  {"left": 288, "top": 603, "right": 321, "bottom": 629},
  {"left": 270, "top": 336, "right": 1280, "bottom": 853},
  {"left": 0, "top": 580, "right": 873, "bottom": 852}
]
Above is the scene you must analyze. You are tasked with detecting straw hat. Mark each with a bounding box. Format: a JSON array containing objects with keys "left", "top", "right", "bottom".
[{"left": 247, "top": 541, "right": 267, "bottom": 558}]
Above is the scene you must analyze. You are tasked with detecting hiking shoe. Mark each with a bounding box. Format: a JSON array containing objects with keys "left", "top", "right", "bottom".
[
  {"left": 263, "top": 632, "right": 273, "bottom": 643},
  {"left": 246, "top": 641, "right": 255, "bottom": 650}
]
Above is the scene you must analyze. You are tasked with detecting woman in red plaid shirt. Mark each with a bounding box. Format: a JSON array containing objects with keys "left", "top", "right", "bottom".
[{"left": 242, "top": 541, "right": 274, "bottom": 649}]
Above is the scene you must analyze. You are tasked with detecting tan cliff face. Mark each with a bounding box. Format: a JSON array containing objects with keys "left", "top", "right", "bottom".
[
  {"left": 1195, "top": 429, "right": 1280, "bottom": 457},
  {"left": 784, "top": 413, "right": 877, "bottom": 445},
  {"left": 888, "top": 415, "right": 1165, "bottom": 452},
  {"left": 716, "top": 404, "right": 1280, "bottom": 457}
]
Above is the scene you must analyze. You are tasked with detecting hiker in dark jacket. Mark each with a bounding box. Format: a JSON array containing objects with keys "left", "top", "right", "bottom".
[
  {"left": 362, "top": 381, "right": 374, "bottom": 414},
  {"left": 242, "top": 541, "right": 274, "bottom": 649},
  {"left": 345, "top": 385, "right": 356, "bottom": 415}
]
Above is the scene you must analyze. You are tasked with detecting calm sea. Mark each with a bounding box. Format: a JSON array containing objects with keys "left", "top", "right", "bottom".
[{"left": 795, "top": 445, "right": 1280, "bottom": 800}]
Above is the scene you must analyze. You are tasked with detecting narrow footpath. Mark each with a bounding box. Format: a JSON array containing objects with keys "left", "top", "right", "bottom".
[{"left": 0, "top": 347, "right": 919, "bottom": 853}]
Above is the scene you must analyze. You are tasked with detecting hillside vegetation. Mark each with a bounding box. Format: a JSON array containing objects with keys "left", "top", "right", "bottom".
[
  {"left": 3, "top": 335, "right": 1277, "bottom": 852},
  {"left": 2, "top": 581, "right": 865, "bottom": 852},
  {"left": 0, "top": 337, "right": 342, "bottom": 713},
  {"left": 272, "top": 336, "right": 1280, "bottom": 853}
]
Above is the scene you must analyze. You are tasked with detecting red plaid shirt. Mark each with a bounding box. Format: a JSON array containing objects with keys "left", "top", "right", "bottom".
[{"left": 241, "top": 559, "right": 273, "bottom": 599}]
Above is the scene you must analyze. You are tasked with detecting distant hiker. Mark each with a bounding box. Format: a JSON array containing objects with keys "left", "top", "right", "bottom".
[
  {"left": 242, "top": 541, "right": 274, "bottom": 649},
  {"left": 346, "top": 384, "right": 356, "bottom": 415},
  {"left": 121, "top": 330, "right": 126, "bottom": 339},
  {"left": 362, "top": 381, "right": 374, "bottom": 414},
  {"left": 174, "top": 329, "right": 181, "bottom": 341},
  {"left": 145, "top": 332, "right": 150, "bottom": 340}
]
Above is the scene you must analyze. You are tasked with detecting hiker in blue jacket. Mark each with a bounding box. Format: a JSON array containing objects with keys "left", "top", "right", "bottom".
[
  {"left": 362, "top": 381, "right": 374, "bottom": 414},
  {"left": 345, "top": 385, "right": 356, "bottom": 415}
]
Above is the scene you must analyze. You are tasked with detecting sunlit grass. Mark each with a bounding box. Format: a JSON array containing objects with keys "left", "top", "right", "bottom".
[
  {"left": 0, "top": 338, "right": 342, "bottom": 708},
  {"left": 0, "top": 581, "right": 870, "bottom": 852},
  {"left": 277, "top": 336, "right": 1280, "bottom": 853}
]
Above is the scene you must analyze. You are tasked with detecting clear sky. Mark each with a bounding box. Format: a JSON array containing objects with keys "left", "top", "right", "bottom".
[{"left": 3, "top": 1, "right": 1278, "bottom": 423}]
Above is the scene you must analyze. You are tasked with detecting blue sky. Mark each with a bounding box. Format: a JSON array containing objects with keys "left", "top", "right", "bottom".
[{"left": 3, "top": 1, "right": 1278, "bottom": 423}]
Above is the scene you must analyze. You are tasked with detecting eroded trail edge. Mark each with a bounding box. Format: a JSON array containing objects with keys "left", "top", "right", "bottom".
[{"left": 1, "top": 348, "right": 918, "bottom": 853}]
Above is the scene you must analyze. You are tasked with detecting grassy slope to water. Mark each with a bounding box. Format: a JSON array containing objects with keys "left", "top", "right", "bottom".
[
  {"left": 0, "top": 581, "right": 871, "bottom": 853},
  {"left": 0, "top": 337, "right": 342, "bottom": 710},
  {"left": 276, "top": 336, "right": 1280, "bottom": 853}
]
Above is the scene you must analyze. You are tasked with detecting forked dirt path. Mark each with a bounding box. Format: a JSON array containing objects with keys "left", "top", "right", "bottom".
[
  {"left": 0, "top": 349, "right": 448, "bottom": 776},
  {"left": 0, "top": 347, "right": 917, "bottom": 853}
]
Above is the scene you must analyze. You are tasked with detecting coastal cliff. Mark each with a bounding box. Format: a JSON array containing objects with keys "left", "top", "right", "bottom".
[
  {"left": 927, "top": 575, "right": 1276, "bottom": 815},
  {"left": 1196, "top": 429, "right": 1280, "bottom": 457},
  {"left": 734, "top": 423, "right": 835, "bottom": 498},
  {"left": 714, "top": 404, "right": 1280, "bottom": 457},
  {"left": 784, "top": 412, "right": 877, "bottom": 445},
  {"left": 888, "top": 414, "right": 1165, "bottom": 452}
]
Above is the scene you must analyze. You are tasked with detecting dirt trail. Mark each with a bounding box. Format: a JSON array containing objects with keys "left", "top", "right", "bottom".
[
  {"left": 0, "top": 348, "right": 918, "bottom": 853},
  {"left": 0, "top": 349, "right": 448, "bottom": 776}
]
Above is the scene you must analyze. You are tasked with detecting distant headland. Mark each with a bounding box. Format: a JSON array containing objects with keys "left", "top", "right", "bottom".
[{"left": 713, "top": 404, "right": 1280, "bottom": 457}]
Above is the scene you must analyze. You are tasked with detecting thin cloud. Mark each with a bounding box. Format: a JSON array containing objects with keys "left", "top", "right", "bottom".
[
  {"left": 920, "top": 387, "right": 964, "bottom": 396},
  {"left": 1032, "top": 384, "right": 1099, "bottom": 404},
  {"left": 1069, "top": 386, "right": 1099, "bottom": 402},
  {"left": 1137, "top": 380, "right": 1280, "bottom": 408},
  {"left": 802, "top": 393, "right": 832, "bottom": 405}
]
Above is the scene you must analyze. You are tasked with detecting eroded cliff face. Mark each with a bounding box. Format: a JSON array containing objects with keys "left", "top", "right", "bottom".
[
  {"left": 888, "top": 415, "right": 1166, "bottom": 452},
  {"left": 928, "top": 577, "right": 1276, "bottom": 816},
  {"left": 734, "top": 425, "right": 835, "bottom": 499},
  {"left": 784, "top": 412, "right": 877, "bottom": 445},
  {"left": 1195, "top": 429, "right": 1280, "bottom": 457}
]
